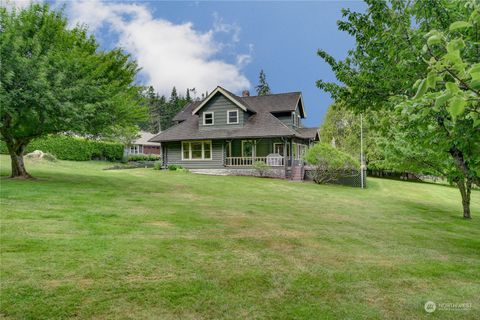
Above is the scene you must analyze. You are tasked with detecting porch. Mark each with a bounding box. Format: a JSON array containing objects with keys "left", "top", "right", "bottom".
[{"left": 223, "top": 139, "right": 307, "bottom": 167}]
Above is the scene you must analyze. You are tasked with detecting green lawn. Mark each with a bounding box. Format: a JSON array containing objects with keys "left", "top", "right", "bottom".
[{"left": 0, "top": 155, "right": 479, "bottom": 319}]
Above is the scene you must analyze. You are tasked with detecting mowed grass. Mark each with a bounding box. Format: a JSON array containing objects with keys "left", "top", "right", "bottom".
[{"left": 0, "top": 155, "right": 479, "bottom": 320}]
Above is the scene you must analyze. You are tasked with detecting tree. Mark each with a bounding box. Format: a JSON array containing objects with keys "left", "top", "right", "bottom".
[
  {"left": 320, "top": 103, "right": 384, "bottom": 170},
  {"left": 396, "top": 8, "right": 480, "bottom": 218},
  {"left": 140, "top": 86, "right": 165, "bottom": 133},
  {"left": 0, "top": 3, "right": 146, "bottom": 178},
  {"left": 303, "top": 143, "right": 359, "bottom": 184},
  {"left": 316, "top": 0, "right": 479, "bottom": 218},
  {"left": 255, "top": 69, "right": 271, "bottom": 96}
]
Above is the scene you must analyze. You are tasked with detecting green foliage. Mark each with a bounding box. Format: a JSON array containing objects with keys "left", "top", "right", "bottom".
[
  {"left": 0, "top": 3, "right": 146, "bottom": 176},
  {"left": 0, "top": 135, "right": 123, "bottom": 161},
  {"left": 317, "top": 0, "right": 479, "bottom": 217},
  {"left": 127, "top": 154, "right": 160, "bottom": 162},
  {"left": 303, "top": 143, "right": 359, "bottom": 184},
  {"left": 153, "top": 161, "right": 162, "bottom": 170},
  {"left": 255, "top": 69, "right": 271, "bottom": 96},
  {"left": 140, "top": 86, "right": 191, "bottom": 132},
  {"left": 168, "top": 164, "right": 183, "bottom": 171},
  {"left": 252, "top": 160, "right": 269, "bottom": 177}
]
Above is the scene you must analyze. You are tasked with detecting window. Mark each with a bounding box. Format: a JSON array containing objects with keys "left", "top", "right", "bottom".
[
  {"left": 181, "top": 141, "right": 212, "bottom": 160},
  {"left": 292, "top": 112, "right": 296, "bottom": 126},
  {"left": 242, "top": 140, "right": 254, "bottom": 157},
  {"left": 203, "top": 112, "right": 214, "bottom": 125},
  {"left": 227, "top": 110, "right": 239, "bottom": 124},
  {"left": 297, "top": 114, "right": 301, "bottom": 127}
]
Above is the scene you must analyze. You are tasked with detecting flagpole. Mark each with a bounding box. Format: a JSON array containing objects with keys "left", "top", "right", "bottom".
[{"left": 360, "top": 113, "right": 364, "bottom": 189}]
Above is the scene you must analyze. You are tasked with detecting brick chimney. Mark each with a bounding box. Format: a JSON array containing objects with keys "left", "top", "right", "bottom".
[{"left": 242, "top": 90, "right": 250, "bottom": 97}]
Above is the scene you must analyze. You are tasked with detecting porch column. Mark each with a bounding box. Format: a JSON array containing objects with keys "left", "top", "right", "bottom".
[
  {"left": 283, "top": 139, "right": 288, "bottom": 171},
  {"left": 289, "top": 138, "right": 293, "bottom": 167}
]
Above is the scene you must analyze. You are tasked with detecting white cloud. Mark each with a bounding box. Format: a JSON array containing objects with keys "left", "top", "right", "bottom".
[
  {"left": 68, "top": 0, "right": 251, "bottom": 96},
  {"left": 2, "top": 0, "right": 39, "bottom": 10}
]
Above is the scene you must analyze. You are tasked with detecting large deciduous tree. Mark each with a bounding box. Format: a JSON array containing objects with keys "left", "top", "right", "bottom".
[
  {"left": 0, "top": 3, "right": 146, "bottom": 178},
  {"left": 317, "top": 0, "right": 479, "bottom": 218}
]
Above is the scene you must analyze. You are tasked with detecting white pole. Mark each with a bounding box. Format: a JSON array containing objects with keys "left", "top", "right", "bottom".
[{"left": 360, "top": 113, "right": 364, "bottom": 189}]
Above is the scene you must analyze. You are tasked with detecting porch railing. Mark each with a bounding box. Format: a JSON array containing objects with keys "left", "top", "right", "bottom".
[{"left": 225, "top": 156, "right": 284, "bottom": 167}]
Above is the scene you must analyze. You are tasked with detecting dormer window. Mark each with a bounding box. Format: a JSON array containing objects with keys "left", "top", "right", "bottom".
[
  {"left": 227, "top": 110, "right": 239, "bottom": 124},
  {"left": 203, "top": 112, "right": 214, "bottom": 125},
  {"left": 292, "top": 112, "right": 296, "bottom": 127},
  {"left": 297, "top": 114, "right": 301, "bottom": 127}
]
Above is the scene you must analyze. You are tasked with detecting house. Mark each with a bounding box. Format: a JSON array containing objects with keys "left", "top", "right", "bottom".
[
  {"left": 126, "top": 131, "right": 161, "bottom": 155},
  {"left": 149, "top": 86, "right": 319, "bottom": 178}
]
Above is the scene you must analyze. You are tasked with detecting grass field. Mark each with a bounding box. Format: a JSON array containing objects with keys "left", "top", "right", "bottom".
[{"left": 1, "top": 155, "right": 479, "bottom": 319}]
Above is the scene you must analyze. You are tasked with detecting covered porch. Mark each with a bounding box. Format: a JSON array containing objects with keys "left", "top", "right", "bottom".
[{"left": 223, "top": 138, "right": 308, "bottom": 167}]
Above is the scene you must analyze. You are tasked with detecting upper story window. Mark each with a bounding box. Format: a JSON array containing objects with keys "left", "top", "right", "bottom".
[
  {"left": 227, "top": 110, "right": 239, "bottom": 124},
  {"left": 292, "top": 111, "right": 296, "bottom": 127},
  {"left": 203, "top": 112, "right": 214, "bottom": 125},
  {"left": 297, "top": 114, "right": 301, "bottom": 127}
]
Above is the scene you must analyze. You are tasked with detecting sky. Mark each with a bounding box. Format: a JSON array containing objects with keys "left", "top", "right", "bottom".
[{"left": 12, "top": 0, "right": 366, "bottom": 127}]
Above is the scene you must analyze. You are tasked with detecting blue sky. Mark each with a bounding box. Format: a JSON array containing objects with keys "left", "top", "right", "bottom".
[{"left": 62, "top": 0, "right": 366, "bottom": 127}]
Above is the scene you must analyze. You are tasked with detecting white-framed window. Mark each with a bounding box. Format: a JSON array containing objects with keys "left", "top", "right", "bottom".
[
  {"left": 227, "top": 110, "right": 239, "bottom": 124},
  {"left": 203, "top": 112, "right": 214, "bottom": 125},
  {"left": 292, "top": 111, "right": 296, "bottom": 127},
  {"left": 181, "top": 140, "right": 212, "bottom": 160},
  {"left": 297, "top": 114, "right": 301, "bottom": 127},
  {"left": 241, "top": 140, "right": 254, "bottom": 157}
]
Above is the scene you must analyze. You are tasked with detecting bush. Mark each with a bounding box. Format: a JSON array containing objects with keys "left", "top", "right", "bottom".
[
  {"left": 0, "top": 135, "right": 124, "bottom": 161},
  {"left": 253, "top": 161, "right": 269, "bottom": 177},
  {"left": 153, "top": 161, "right": 162, "bottom": 170},
  {"left": 303, "top": 143, "right": 359, "bottom": 184},
  {"left": 127, "top": 154, "right": 160, "bottom": 162},
  {"left": 168, "top": 164, "right": 183, "bottom": 171}
]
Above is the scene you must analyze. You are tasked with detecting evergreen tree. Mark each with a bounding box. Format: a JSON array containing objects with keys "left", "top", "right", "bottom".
[{"left": 255, "top": 69, "right": 271, "bottom": 96}]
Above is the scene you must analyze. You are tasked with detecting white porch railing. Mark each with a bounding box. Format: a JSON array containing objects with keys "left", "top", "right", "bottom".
[{"left": 225, "top": 156, "right": 284, "bottom": 167}]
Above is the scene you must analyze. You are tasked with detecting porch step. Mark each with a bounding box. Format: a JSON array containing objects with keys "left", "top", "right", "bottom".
[{"left": 291, "top": 166, "right": 304, "bottom": 181}]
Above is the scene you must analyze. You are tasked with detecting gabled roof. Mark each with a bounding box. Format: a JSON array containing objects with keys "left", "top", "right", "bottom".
[
  {"left": 191, "top": 86, "right": 255, "bottom": 115},
  {"left": 295, "top": 128, "right": 319, "bottom": 140},
  {"left": 151, "top": 87, "right": 318, "bottom": 143},
  {"left": 240, "top": 92, "right": 306, "bottom": 117},
  {"left": 133, "top": 131, "right": 160, "bottom": 146},
  {"left": 173, "top": 90, "right": 306, "bottom": 122}
]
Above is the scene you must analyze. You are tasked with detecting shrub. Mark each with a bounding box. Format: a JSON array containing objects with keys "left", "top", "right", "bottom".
[
  {"left": 303, "top": 143, "right": 359, "bottom": 184},
  {"left": 127, "top": 154, "right": 160, "bottom": 162},
  {"left": 0, "top": 135, "right": 123, "bottom": 161},
  {"left": 153, "top": 161, "right": 162, "bottom": 170},
  {"left": 168, "top": 164, "right": 183, "bottom": 171},
  {"left": 253, "top": 161, "right": 269, "bottom": 177}
]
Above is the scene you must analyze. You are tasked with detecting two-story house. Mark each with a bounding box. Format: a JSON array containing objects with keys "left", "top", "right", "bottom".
[{"left": 149, "top": 86, "right": 319, "bottom": 178}]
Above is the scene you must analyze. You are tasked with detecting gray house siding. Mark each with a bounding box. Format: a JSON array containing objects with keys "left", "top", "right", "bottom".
[
  {"left": 275, "top": 105, "right": 303, "bottom": 129},
  {"left": 164, "top": 138, "right": 301, "bottom": 169},
  {"left": 199, "top": 95, "right": 247, "bottom": 131},
  {"left": 164, "top": 140, "right": 225, "bottom": 169}
]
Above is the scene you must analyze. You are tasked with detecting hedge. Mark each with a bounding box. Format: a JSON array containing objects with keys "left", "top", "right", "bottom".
[{"left": 0, "top": 135, "right": 124, "bottom": 161}]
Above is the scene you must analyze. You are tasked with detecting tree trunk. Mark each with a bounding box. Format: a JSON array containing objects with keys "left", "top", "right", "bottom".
[
  {"left": 449, "top": 147, "right": 474, "bottom": 219},
  {"left": 456, "top": 178, "right": 471, "bottom": 219},
  {"left": 4, "top": 138, "right": 32, "bottom": 179}
]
